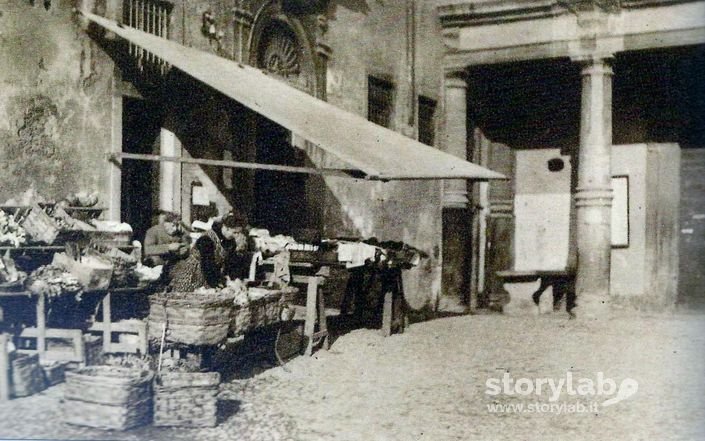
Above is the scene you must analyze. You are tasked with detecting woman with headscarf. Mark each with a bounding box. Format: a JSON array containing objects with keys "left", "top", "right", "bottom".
[{"left": 168, "top": 211, "right": 250, "bottom": 292}]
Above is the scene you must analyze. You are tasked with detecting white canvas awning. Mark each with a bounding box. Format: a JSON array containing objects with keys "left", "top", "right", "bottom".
[{"left": 83, "top": 11, "right": 505, "bottom": 181}]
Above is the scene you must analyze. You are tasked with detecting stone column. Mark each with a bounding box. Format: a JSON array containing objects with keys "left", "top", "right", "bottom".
[
  {"left": 443, "top": 72, "right": 469, "bottom": 208},
  {"left": 574, "top": 56, "right": 614, "bottom": 317},
  {"left": 440, "top": 71, "right": 471, "bottom": 312}
]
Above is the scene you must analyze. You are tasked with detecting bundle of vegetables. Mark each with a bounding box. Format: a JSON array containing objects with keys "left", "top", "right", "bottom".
[
  {"left": 103, "top": 353, "right": 154, "bottom": 372},
  {"left": 0, "top": 209, "right": 27, "bottom": 247},
  {"left": 27, "top": 264, "right": 82, "bottom": 298}
]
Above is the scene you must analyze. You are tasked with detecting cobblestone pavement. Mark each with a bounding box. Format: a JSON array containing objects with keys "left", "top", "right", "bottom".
[{"left": 1, "top": 312, "right": 704, "bottom": 441}]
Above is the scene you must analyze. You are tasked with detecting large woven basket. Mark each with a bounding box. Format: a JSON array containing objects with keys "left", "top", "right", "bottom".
[
  {"left": 64, "top": 366, "right": 154, "bottom": 430},
  {"left": 11, "top": 353, "right": 46, "bottom": 397},
  {"left": 153, "top": 371, "right": 220, "bottom": 427},
  {"left": 148, "top": 292, "right": 235, "bottom": 346},
  {"left": 231, "top": 288, "right": 287, "bottom": 336}
]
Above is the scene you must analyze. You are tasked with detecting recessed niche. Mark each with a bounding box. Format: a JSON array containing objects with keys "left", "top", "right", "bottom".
[{"left": 547, "top": 158, "right": 564, "bottom": 172}]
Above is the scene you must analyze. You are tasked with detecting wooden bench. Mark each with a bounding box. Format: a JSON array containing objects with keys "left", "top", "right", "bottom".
[{"left": 495, "top": 269, "right": 576, "bottom": 314}]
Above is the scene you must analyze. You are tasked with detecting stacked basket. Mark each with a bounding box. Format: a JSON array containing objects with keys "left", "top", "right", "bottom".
[
  {"left": 153, "top": 371, "right": 221, "bottom": 427},
  {"left": 64, "top": 366, "right": 154, "bottom": 430}
]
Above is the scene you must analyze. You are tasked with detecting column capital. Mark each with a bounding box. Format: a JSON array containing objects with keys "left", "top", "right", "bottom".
[
  {"left": 572, "top": 52, "right": 614, "bottom": 67},
  {"left": 443, "top": 188, "right": 469, "bottom": 209}
]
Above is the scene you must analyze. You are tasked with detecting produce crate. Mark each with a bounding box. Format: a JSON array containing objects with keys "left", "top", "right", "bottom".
[
  {"left": 63, "top": 366, "right": 154, "bottom": 430},
  {"left": 148, "top": 292, "right": 234, "bottom": 346},
  {"left": 153, "top": 371, "right": 220, "bottom": 427},
  {"left": 20, "top": 205, "right": 59, "bottom": 244},
  {"left": 10, "top": 353, "right": 46, "bottom": 397}
]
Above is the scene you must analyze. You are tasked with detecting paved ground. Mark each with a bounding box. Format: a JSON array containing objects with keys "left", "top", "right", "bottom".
[{"left": 1, "top": 311, "right": 704, "bottom": 441}]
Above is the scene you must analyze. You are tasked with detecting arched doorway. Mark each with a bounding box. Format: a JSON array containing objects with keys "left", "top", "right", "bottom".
[{"left": 248, "top": 9, "right": 321, "bottom": 235}]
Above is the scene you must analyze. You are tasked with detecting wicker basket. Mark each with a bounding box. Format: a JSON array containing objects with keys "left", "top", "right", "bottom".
[
  {"left": 148, "top": 292, "right": 234, "bottom": 346},
  {"left": 153, "top": 371, "right": 220, "bottom": 427},
  {"left": 231, "top": 288, "right": 287, "bottom": 336},
  {"left": 64, "top": 366, "right": 154, "bottom": 430},
  {"left": 11, "top": 353, "right": 46, "bottom": 397}
]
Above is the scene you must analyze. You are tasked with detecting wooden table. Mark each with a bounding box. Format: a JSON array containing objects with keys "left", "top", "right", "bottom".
[{"left": 86, "top": 287, "right": 149, "bottom": 354}]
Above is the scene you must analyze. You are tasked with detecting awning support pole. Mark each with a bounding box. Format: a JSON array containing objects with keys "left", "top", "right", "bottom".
[{"left": 110, "top": 152, "right": 360, "bottom": 178}]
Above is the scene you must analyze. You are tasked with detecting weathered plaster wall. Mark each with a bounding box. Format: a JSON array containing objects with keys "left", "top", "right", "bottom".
[
  {"left": 0, "top": 1, "right": 114, "bottom": 204},
  {"left": 513, "top": 145, "right": 680, "bottom": 306},
  {"left": 320, "top": 0, "right": 446, "bottom": 308}
]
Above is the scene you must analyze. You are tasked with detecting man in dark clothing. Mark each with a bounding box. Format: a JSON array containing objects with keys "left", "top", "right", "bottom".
[{"left": 143, "top": 211, "right": 190, "bottom": 266}]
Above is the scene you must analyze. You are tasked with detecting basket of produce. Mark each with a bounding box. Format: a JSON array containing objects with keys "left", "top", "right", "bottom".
[
  {"left": 52, "top": 252, "right": 113, "bottom": 291},
  {"left": 153, "top": 371, "right": 220, "bottom": 427},
  {"left": 26, "top": 264, "right": 82, "bottom": 298},
  {"left": 10, "top": 353, "right": 46, "bottom": 397},
  {"left": 20, "top": 204, "right": 60, "bottom": 244},
  {"left": 148, "top": 290, "right": 236, "bottom": 346},
  {"left": 63, "top": 366, "right": 154, "bottom": 430}
]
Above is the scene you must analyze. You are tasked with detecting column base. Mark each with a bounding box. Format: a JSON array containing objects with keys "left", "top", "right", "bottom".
[{"left": 573, "top": 293, "right": 611, "bottom": 319}]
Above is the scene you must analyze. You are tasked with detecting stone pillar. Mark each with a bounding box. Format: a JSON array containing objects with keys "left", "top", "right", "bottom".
[
  {"left": 443, "top": 72, "right": 469, "bottom": 208},
  {"left": 440, "top": 71, "right": 471, "bottom": 312},
  {"left": 574, "top": 56, "right": 614, "bottom": 317}
]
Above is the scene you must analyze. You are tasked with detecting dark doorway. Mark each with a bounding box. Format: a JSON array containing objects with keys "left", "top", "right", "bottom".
[
  {"left": 121, "top": 97, "right": 161, "bottom": 243},
  {"left": 253, "top": 116, "right": 308, "bottom": 235}
]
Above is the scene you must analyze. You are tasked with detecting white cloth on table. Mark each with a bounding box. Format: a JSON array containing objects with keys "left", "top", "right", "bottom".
[{"left": 336, "top": 242, "right": 384, "bottom": 268}]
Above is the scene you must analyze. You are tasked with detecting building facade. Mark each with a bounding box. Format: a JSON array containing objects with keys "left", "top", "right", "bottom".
[{"left": 437, "top": 0, "right": 705, "bottom": 310}]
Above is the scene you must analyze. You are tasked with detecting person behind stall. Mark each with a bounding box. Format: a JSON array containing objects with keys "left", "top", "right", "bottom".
[
  {"left": 143, "top": 211, "right": 190, "bottom": 266},
  {"left": 169, "top": 211, "right": 250, "bottom": 292}
]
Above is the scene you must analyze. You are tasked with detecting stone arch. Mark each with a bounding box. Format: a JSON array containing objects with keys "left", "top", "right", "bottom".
[{"left": 248, "top": 0, "right": 319, "bottom": 97}]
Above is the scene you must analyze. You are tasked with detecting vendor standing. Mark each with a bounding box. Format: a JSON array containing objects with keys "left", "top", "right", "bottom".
[
  {"left": 143, "top": 211, "right": 190, "bottom": 266},
  {"left": 169, "top": 211, "right": 251, "bottom": 291}
]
